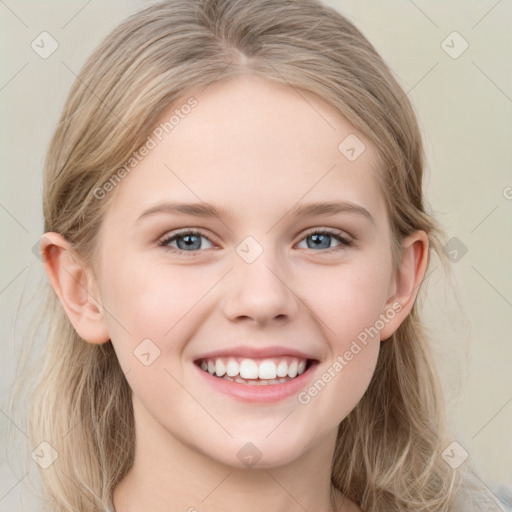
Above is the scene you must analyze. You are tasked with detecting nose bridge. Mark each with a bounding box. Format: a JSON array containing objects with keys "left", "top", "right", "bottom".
[{"left": 222, "top": 235, "right": 298, "bottom": 324}]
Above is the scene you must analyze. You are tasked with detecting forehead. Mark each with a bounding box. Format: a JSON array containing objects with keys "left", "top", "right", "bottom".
[{"left": 102, "top": 75, "right": 386, "bottom": 230}]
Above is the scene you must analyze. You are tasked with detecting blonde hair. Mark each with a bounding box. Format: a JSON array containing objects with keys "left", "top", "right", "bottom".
[{"left": 7, "top": 0, "right": 499, "bottom": 510}]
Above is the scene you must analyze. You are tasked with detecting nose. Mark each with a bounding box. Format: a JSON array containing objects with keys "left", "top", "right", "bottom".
[{"left": 221, "top": 249, "right": 299, "bottom": 326}]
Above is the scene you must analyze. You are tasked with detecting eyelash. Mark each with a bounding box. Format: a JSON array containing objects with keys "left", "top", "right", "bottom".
[{"left": 158, "top": 228, "right": 353, "bottom": 255}]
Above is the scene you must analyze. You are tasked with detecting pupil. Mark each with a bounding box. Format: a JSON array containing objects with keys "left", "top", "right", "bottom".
[
  {"left": 310, "top": 234, "right": 329, "bottom": 249},
  {"left": 179, "top": 234, "right": 200, "bottom": 250}
]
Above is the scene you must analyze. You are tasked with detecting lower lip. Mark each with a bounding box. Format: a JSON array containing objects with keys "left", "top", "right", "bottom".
[{"left": 194, "top": 361, "right": 318, "bottom": 403}]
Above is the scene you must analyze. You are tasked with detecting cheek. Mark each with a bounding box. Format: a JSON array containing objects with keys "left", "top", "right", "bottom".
[
  {"left": 309, "top": 255, "right": 391, "bottom": 418},
  {"left": 104, "top": 257, "right": 214, "bottom": 334},
  {"left": 305, "top": 256, "right": 392, "bottom": 348},
  {"left": 99, "top": 257, "right": 216, "bottom": 376},
  {"left": 300, "top": 261, "right": 387, "bottom": 423}
]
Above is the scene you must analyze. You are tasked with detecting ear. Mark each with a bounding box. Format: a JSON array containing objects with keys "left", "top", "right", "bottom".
[
  {"left": 379, "top": 230, "right": 429, "bottom": 341},
  {"left": 39, "top": 232, "right": 110, "bottom": 344}
]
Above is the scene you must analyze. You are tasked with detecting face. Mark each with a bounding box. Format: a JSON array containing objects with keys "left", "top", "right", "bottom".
[{"left": 90, "top": 75, "right": 402, "bottom": 468}]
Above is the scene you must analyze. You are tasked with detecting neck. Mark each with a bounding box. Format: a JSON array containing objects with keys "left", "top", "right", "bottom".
[{"left": 112, "top": 396, "right": 350, "bottom": 512}]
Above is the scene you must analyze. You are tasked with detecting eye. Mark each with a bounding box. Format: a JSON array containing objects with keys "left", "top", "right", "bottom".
[
  {"left": 158, "top": 228, "right": 352, "bottom": 255},
  {"left": 158, "top": 230, "right": 214, "bottom": 253},
  {"left": 296, "top": 229, "right": 352, "bottom": 251}
]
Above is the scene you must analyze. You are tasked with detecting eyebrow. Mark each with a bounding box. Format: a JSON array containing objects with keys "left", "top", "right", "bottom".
[
  {"left": 134, "top": 200, "right": 375, "bottom": 225},
  {"left": 287, "top": 201, "right": 375, "bottom": 225}
]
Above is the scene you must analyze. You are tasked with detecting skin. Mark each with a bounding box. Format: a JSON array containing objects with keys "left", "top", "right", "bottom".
[{"left": 41, "top": 75, "right": 428, "bottom": 512}]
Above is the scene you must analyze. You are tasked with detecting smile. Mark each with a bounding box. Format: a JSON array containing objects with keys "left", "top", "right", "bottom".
[
  {"left": 195, "top": 356, "right": 313, "bottom": 385},
  {"left": 193, "top": 354, "right": 319, "bottom": 402}
]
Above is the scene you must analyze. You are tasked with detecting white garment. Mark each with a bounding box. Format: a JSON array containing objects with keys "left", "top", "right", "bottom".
[{"left": 453, "top": 472, "right": 512, "bottom": 512}]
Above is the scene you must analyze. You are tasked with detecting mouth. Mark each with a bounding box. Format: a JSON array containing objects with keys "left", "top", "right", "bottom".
[{"left": 194, "top": 356, "right": 317, "bottom": 386}]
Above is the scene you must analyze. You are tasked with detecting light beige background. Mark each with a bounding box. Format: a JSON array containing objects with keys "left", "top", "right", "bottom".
[{"left": 1, "top": 1, "right": 511, "bottom": 510}]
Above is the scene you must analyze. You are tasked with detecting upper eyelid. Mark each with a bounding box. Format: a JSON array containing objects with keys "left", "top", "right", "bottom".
[
  {"left": 158, "top": 227, "right": 352, "bottom": 247},
  {"left": 301, "top": 227, "right": 352, "bottom": 240},
  {"left": 159, "top": 229, "right": 215, "bottom": 244}
]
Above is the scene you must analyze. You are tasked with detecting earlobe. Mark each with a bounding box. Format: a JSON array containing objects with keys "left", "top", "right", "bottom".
[
  {"left": 40, "top": 232, "right": 110, "bottom": 345},
  {"left": 379, "top": 231, "right": 429, "bottom": 341}
]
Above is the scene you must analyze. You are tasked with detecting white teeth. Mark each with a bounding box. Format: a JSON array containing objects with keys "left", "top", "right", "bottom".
[
  {"left": 288, "top": 360, "right": 298, "bottom": 378},
  {"left": 276, "top": 360, "right": 288, "bottom": 378},
  {"left": 258, "top": 360, "right": 277, "bottom": 380},
  {"left": 199, "top": 356, "right": 311, "bottom": 381},
  {"left": 215, "top": 359, "right": 226, "bottom": 377},
  {"left": 239, "top": 359, "right": 259, "bottom": 379},
  {"left": 226, "top": 359, "right": 240, "bottom": 377}
]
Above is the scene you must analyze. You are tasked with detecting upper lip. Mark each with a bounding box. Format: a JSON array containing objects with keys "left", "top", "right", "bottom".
[{"left": 194, "top": 345, "right": 319, "bottom": 362}]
